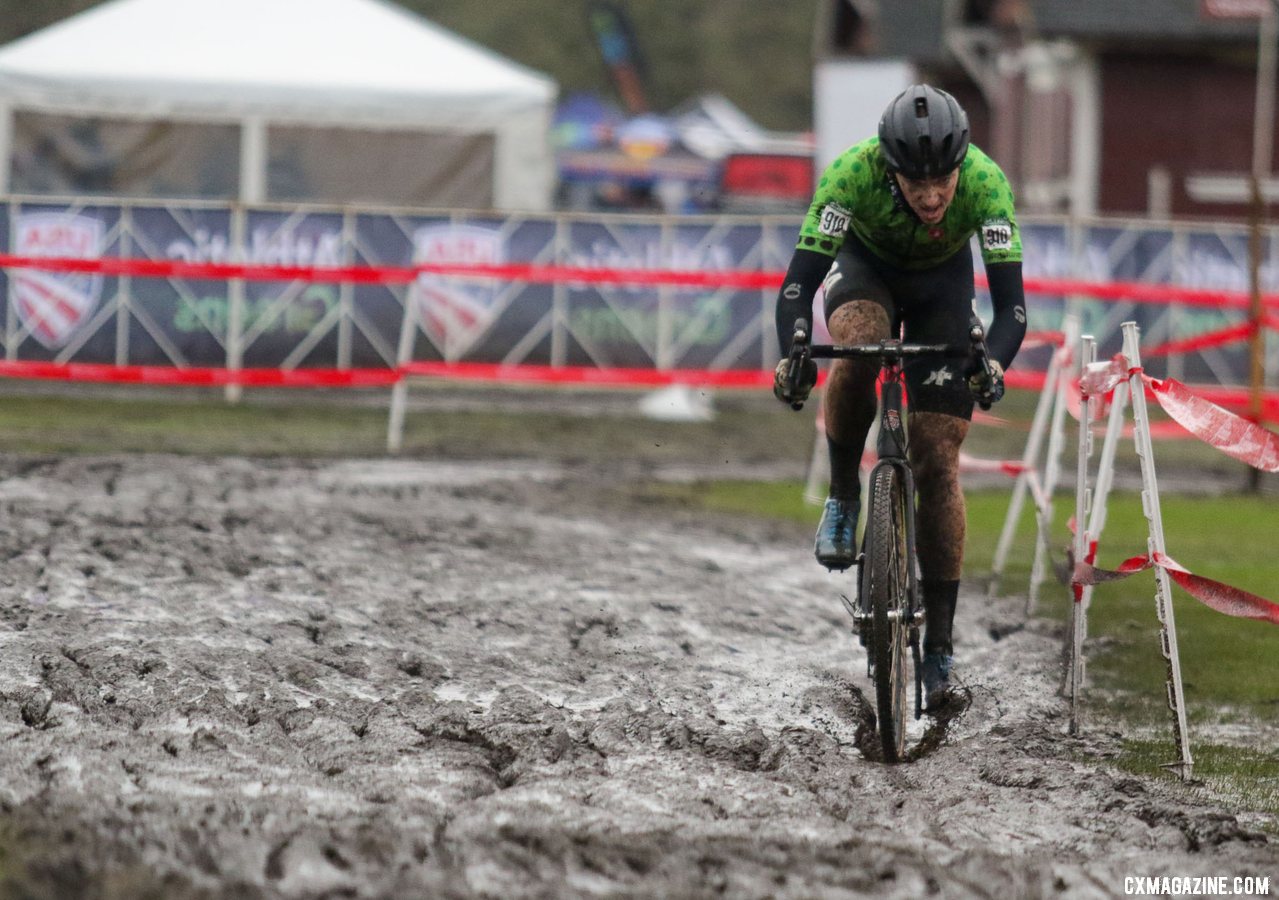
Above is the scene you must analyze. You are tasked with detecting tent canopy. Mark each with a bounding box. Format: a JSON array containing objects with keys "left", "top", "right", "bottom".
[{"left": 0, "top": 0, "right": 558, "bottom": 209}]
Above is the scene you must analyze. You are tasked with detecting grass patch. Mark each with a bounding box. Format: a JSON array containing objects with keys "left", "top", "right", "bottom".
[
  {"left": 1113, "top": 739, "right": 1279, "bottom": 828},
  {"left": 0, "top": 390, "right": 394, "bottom": 457},
  {"left": 0, "top": 384, "right": 820, "bottom": 467}
]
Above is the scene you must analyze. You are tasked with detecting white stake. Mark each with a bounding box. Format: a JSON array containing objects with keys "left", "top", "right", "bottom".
[
  {"left": 1121, "top": 321, "right": 1194, "bottom": 780},
  {"left": 1067, "top": 335, "right": 1095, "bottom": 732}
]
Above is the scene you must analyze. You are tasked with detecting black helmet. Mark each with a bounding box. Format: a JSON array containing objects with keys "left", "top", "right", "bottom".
[{"left": 878, "top": 84, "right": 970, "bottom": 178}]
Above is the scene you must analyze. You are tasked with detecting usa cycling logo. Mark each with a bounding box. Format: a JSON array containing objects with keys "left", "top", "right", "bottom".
[
  {"left": 411, "top": 224, "right": 506, "bottom": 356},
  {"left": 13, "top": 212, "right": 104, "bottom": 349}
]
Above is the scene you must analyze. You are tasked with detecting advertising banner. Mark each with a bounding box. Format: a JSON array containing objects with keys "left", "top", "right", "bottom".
[
  {"left": 355, "top": 212, "right": 558, "bottom": 365},
  {"left": 1, "top": 199, "right": 1274, "bottom": 388},
  {"left": 6, "top": 203, "right": 122, "bottom": 362},
  {"left": 128, "top": 205, "right": 233, "bottom": 366},
  {"left": 563, "top": 218, "right": 770, "bottom": 369}
]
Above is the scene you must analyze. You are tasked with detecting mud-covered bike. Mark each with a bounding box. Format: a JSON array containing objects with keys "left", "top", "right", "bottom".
[{"left": 784, "top": 317, "right": 994, "bottom": 762}]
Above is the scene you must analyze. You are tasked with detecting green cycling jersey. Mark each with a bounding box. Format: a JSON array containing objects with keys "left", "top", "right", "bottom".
[{"left": 797, "top": 137, "right": 1021, "bottom": 270}]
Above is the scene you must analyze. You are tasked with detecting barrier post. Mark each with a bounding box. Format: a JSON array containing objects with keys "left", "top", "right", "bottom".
[
  {"left": 4, "top": 203, "right": 16, "bottom": 361},
  {"left": 551, "top": 217, "right": 568, "bottom": 368},
  {"left": 988, "top": 347, "right": 1054, "bottom": 600},
  {"left": 1066, "top": 373, "right": 1131, "bottom": 705},
  {"left": 117, "top": 205, "right": 133, "bottom": 366},
  {"left": 1122, "top": 321, "right": 1194, "bottom": 779},
  {"left": 1067, "top": 334, "right": 1095, "bottom": 732},
  {"left": 989, "top": 317, "right": 1076, "bottom": 605},
  {"left": 1028, "top": 330, "right": 1074, "bottom": 613},
  {"left": 387, "top": 281, "right": 417, "bottom": 454},
  {"left": 337, "top": 209, "right": 355, "bottom": 370},
  {"left": 226, "top": 205, "right": 246, "bottom": 404},
  {"left": 657, "top": 220, "right": 674, "bottom": 371},
  {"left": 803, "top": 397, "right": 827, "bottom": 506}
]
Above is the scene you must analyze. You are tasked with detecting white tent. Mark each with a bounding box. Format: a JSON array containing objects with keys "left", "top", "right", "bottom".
[{"left": 0, "top": 0, "right": 557, "bottom": 210}]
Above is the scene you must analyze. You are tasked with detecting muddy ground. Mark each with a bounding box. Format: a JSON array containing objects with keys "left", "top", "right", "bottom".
[{"left": 0, "top": 449, "right": 1273, "bottom": 899}]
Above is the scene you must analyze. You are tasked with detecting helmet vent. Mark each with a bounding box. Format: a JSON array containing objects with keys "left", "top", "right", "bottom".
[{"left": 914, "top": 97, "right": 929, "bottom": 118}]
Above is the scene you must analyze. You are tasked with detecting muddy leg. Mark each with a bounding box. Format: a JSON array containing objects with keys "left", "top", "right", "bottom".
[
  {"left": 909, "top": 411, "right": 969, "bottom": 654},
  {"left": 824, "top": 301, "right": 891, "bottom": 500}
]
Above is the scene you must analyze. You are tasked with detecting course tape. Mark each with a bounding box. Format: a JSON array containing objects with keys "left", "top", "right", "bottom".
[
  {"left": 0, "top": 253, "right": 781, "bottom": 289},
  {"left": 1076, "top": 354, "right": 1279, "bottom": 449},
  {"left": 1147, "top": 375, "right": 1279, "bottom": 472},
  {"left": 1073, "top": 551, "right": 1279, "bottom": 626},
  {"left": 1143, "top": 320, "right": 1264, "bottom": 358},
  {"left": 958, "top": 451, "right": 1028, "bottom": 478},
  {"left": 4, "top": 253, "right": 1279, "bottom": 309},
  {"left": 0, "top": 360, "right": 400, "bottom": 388},
  {"left": 1078, "top": 356, "right": 1132, "bottom": 398},
  {"left": 399, "top": 360, "right": 770, "bottom": 388}
]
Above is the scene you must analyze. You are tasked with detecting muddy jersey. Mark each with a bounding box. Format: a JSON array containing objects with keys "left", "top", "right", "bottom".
[{"left": 797, "top": 137, "right": 1021, "bottom": 271}]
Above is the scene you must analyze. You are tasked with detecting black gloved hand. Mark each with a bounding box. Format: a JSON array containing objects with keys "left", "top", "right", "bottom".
[
  {"left": 773, "top": 358, "right": 818, "bottom": 406},
  {"left": 967, "top": 358, "right": 1006, "bottom": 406}
]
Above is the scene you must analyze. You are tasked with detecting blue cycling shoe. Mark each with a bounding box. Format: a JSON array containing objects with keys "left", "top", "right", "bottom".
[
  {"left": 814, "top": 497, "right": 859, "bottom": 570},
  {"left": 922, "top": 652, "right": 954, "bottom": 711}
]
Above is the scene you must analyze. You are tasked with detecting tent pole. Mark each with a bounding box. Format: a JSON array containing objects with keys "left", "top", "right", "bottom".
[
  {"left": 0, "top": 100, "right": 12, "bottom": 195},
  {"left": 240, "top": 116, "right": 266, "bottom": 205}
]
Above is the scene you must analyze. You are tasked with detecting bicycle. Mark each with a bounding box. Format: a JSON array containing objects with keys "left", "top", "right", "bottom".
[{"left": 784, "top": 317, "right": 995, "bottom": 762}]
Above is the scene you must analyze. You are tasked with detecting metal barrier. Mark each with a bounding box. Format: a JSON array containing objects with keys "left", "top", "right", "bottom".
[{"left": 2, "top": 195, "right": 1278, "bottom": 394}]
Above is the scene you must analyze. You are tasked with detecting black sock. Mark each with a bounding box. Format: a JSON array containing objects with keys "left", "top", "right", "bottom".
[
  {"left": 922, "top": 579, "right": 960, "bottom": 656},
  {"left": 827, "top": 437, "right": 862, "bottom": 503}
]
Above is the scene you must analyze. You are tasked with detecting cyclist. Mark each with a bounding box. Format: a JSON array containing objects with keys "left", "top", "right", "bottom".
[{"left": 772, "top": 84, "right": 1026, "bottom": 709}]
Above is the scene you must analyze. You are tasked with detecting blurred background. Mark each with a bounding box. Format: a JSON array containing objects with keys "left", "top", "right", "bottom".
[
  {"left": 2, "top": 0, "right": 1275, "bottom": 218},
  {"left": 0, "top": 0, "right": 1274, "bottom": 402}
]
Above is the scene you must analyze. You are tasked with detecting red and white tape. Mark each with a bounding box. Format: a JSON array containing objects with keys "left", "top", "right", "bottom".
[
  {"left": 1146, "top": 376, "right": 1279, "bottom": 472},
  {"left": 1075, "top": 354, "right": 1279, "bottom": 467},
  {"left": 0, "top": 359, "right": 400, "bottom": 388},
  {"left": 1073, "top": 550, "right": 1279, "bottom": 626},
  {"left": 5, "top": 253, "right": 1279, "bottom": 312}
]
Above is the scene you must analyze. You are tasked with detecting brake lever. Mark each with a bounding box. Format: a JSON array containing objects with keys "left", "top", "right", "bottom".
[
  {"left": 969, "top": 323, "right": 994, "bottom": 412},
  {"left": 786, "top": 318, "right": 811, "bottom": 411}
]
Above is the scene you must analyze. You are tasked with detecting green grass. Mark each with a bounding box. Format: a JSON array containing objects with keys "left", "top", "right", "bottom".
[
  {"left": 1114, "top": 739, "right": 1279, "bottom": 833},
  {"left": 0, "top": 384, "right": 820, "bottom": 466},
  {"left": 966, "top": 491, "right": 1279, "bottom": 723},
  {"left": 0, "top": 390, "right": 395, "bottom": 457}
]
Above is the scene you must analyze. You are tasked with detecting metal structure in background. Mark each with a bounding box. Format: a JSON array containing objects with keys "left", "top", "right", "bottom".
[{"left": 2, "top": 195, "right": 1278, "bottom": 394}]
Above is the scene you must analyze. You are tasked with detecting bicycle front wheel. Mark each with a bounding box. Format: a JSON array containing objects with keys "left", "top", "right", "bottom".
[{"left": 867, "top": 464, "right": 911, "bottom": 763}]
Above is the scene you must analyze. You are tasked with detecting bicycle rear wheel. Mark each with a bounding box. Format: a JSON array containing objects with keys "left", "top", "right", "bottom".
[{"left": 867, "top": 464, "right": 911, "bottom": 762}]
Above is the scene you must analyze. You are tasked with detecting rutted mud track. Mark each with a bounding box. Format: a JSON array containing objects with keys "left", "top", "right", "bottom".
[{"left": 0, "top": 454, "right": 1271, "bottom": 898}]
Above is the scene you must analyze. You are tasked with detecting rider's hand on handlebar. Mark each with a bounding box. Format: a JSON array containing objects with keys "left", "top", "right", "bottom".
[
  {"left": 773, "top": 357, "right": 817, "bottom": 406},
  {"left": 967, "top": 358, "right": 1006, "bottom": 406}
]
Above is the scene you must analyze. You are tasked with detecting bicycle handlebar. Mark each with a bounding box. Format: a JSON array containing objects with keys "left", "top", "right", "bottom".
[{"left": 785, "top": 318, "right": 997, "bottom": 411}]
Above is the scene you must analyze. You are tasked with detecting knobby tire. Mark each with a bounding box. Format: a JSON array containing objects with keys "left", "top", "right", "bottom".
[{"left": 868, "top": 465, "right": 910, "bottom": 762}]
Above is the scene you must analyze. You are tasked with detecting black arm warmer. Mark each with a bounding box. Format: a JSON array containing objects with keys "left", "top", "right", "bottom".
[
  {"left": 774, "top": 248, "right": 834, "bottom": 354},
  {"left": 984, "top": 261, "right": 1027, "bottom": 370}
]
